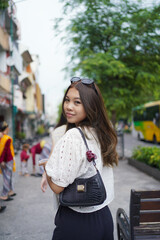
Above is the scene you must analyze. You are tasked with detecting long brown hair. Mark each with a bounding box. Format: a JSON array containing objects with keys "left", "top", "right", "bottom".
[
  {"left": 62, "top": 81, "right": 118, "bottom": 166},
  {"left": 55, "top": 113, "right": 67, "bottom": 129}
]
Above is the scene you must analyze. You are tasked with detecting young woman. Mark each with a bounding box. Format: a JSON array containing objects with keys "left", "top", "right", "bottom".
[
  {"left": 0, "top": 121, "right": 16, "bottom": 201},
  {"left": 45, "top": 77, "right": 118, "bottom": 240}
]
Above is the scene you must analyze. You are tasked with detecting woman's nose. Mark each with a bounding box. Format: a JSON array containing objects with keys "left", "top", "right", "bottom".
[{"left": 66, "top": 101, "right": 73, "bottom": 110}]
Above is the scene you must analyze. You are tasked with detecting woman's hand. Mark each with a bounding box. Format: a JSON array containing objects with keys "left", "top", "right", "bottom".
[
  {"left": 41, "top": 172, "right": 48, "bottom": 192},
  {"left": 0, "top": 161, "right": 6, "bottom": 169},
  {"left": 38, "top": 159, "right": 48, "bottom": 166}
]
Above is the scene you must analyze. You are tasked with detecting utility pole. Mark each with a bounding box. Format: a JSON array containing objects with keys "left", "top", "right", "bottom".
[
  {"left": 10, "top": 0, "right": 15, "bottom": 142},
  {"left": 9, "top": 0, "right": 28, "bottom": 142}
]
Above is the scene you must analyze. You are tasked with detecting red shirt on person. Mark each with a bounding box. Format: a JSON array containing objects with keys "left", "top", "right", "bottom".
[
  {"left": 0, "top": 139, "right": 13, "bottom": 163},
  {"left": 30, "top": 142, "right": 43, "bottom": 166},
  {"left": 20, "top": 150, "right": 30, "bottom": 162}
]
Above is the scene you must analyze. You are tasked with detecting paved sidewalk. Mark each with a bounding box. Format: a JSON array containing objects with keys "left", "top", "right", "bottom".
[
  {"left": 0, "top": 143, "right": 54, "bottom": 240},
  {"left": 0, "top": 148, "right": 160, "bottom": 239},
  {"left": 110, "top": 159, "right": 160, "bottom": 239}
]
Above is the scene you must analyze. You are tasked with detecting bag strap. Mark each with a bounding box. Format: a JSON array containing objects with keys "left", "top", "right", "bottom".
[
  {"left": 77, "top": 127, "right": 89, "bottom": 150},
  {"left": 77, "top": 127, "right": 97, "bottom": 169}
]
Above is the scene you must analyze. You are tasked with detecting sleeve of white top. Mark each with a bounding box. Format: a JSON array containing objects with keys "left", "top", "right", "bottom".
[
  {"left": 50, "top": 125, "right": 66, "bottom": 146},
  {"left": 45, "top": 128, "right": 86, "bottom": 187}
]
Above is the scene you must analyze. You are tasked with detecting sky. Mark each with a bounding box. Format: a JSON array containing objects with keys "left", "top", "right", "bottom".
[
  {"left": 15, "top": 0, "right": 69, "bottom": 122},
  {"left": 15, "top": 0, "right": 159, "bottom": 123}
]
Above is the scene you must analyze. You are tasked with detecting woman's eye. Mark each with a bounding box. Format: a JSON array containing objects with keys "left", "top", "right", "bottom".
[
  {"left": 64, "top": 98, "right": 69, "bottom": 102},
  {"left": 75, "top": 101, "right": 81, "bottom": 105}
]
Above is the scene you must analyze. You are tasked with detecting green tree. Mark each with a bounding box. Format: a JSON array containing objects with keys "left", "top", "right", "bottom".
[
  {"left": 55, "top": 0, "right": 160, "bottom": 124},
  {"left": 0, "top": 0, "right": 9, "bottom": 9},
  {"left": 56, "top": 102, "right": 63, "bottom": 123},
  {"left": 56, "top": 88, "right": 67, "bottom": 122}
]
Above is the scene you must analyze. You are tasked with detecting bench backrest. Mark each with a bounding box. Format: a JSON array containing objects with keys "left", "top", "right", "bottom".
[{"left": 130, "top": 189, "right": 160, "bottom": 239}]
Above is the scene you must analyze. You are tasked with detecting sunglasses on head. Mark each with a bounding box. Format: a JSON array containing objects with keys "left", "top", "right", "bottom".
[
  {"left": 70, "top": 77, "right": 98, "bottom": 95},
  {"left": 70, "top": 77, "right": 94, "bottom": 85}
]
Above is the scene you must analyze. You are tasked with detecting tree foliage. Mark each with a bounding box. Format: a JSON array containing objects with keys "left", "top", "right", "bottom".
[
  {"left": 55, "top": 0, "right": 160, "bottom": 124},
  {"left": 0, "top": 0, "right": 9, "bottom": 9}
]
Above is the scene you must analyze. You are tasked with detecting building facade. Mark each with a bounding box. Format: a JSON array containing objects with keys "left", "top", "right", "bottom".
[{"left": 0, "top": 1, "right": 45, "bottom": 140}]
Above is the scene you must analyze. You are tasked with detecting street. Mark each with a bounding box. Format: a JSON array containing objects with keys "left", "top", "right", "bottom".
[
  {"left": 118, "top": 132, "right": 159, "bottom": 158},
  {"left": 0, "top": 134, "right": 160, "bottom": 240}
]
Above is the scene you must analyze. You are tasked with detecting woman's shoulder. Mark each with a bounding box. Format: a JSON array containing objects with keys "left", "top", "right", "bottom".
[
  {"left": 3, "top": 134, "right": 12, "bottom": 140},
  {"left": 64, "top": 127, "right": 81, "bottom": 139},
  {"left": 54, "top": 125, "right": 66, "bottom": 134},
  {"left": 63, "top": 127, "right": 97, "bottom": 146},
  {"left": 65, "top": 127, "right": 96, "bottom": 138}
]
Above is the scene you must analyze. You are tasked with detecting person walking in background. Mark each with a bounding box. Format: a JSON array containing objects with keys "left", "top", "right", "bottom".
[
  {"left": 30, "top": 140, "right": 46, "bottom": 176},
  {"left": 38, "top": 142, "right": 52, "bottom": 176},
  {"left": 0, "top": 129, "right": 7, "bottom": 212},
  {"left": 20, "top": 143, "right": 30, "bottom": 176},
  {"left": 44, "top": 77, "right": 118, "bottom": 240},
  {"left": 0, "top": 121, "right": 16, "bottom": 201}
]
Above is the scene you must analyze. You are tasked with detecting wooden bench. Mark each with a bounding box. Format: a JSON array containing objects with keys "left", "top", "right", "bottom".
[{"left": 116, "top": 189, "right": 160, "bottom": 240}]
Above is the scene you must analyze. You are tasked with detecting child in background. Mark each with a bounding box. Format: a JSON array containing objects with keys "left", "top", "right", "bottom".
[{"left": 20, "top": 144, "right": 30, "bottom": 176}]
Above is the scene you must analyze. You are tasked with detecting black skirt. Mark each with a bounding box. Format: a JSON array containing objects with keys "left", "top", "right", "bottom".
[{"left": 52, "top": 205, "right": 114, "bottom": 240}]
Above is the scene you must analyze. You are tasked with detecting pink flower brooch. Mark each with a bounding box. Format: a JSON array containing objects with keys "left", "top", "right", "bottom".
[{"left": 86, "top": 150, "right": 97, "bottom": 162}]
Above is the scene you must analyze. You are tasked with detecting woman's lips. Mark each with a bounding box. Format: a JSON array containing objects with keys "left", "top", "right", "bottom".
[{"left": 66, "top": 112, "right": 74, "bottom": 117}]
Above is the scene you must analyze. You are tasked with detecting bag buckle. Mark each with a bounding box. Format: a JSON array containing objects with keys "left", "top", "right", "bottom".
[{"left": 77, "top": 184, "right": 85, "bottom": 192}]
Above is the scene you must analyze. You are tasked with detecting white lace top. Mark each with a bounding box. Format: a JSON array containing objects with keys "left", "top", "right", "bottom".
[
  {"left": 50, "top": 125, "right": 66, "bottom": 145},
  {"left": 46, "top": 127, "right": 114, "bottom": 213}
]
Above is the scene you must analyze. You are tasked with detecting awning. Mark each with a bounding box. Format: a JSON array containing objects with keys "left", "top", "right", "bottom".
[
  {"left": 19, "top": 44, "right": 33, "bottom": 66},
  {"left": 19, "top": 72, "right": 32, "bottom": 92},
  {"left": 21, "top": 50, "right": 33, "bottom": 65}
]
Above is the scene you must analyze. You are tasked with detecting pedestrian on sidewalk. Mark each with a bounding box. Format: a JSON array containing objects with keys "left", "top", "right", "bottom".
[
  {"left": 0, "top": 127, "right": 7, "bottom": 211},
  {"left": 44, "top": 77, "right": 118, "bottom": 240},
  {"left": 20, "top": 143, "right": 30, "bottom": 176},
  {"left": 38, "top": 142, "right": 52, "bottom": 176},
  {"left": 30, "top": 140, "right": 46, "bottom": 176},
  {"left": 0, "top": 121, "right": 16, "bottom": 201}
]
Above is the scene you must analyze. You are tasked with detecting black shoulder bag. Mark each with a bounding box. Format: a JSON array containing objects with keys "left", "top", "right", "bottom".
[{"left": 59, "top": 128, "right": 107, "bottom": 207}]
